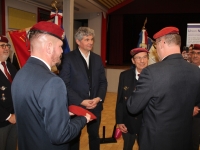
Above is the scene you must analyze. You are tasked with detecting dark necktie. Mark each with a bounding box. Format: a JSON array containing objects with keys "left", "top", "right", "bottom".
[
  {"left": 1, "top": 62, "right": 12, "bottom": 82},
  {"left": 138, "top": 74, "right": 140, "bottom": 76}
]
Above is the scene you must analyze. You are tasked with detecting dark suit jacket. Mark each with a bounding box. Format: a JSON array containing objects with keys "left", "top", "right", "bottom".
[
  {"left": 127, "top": 54, "right": 200, "bottom": 150},
  {"left": 11, "top": 57, "right": 87, "bottom": 150},
  {"left": 59, "top": 49, "right": 107, "bottom": 115},
  {"left": 115, "top": 67, "right": 142, "bottom": 134},
  {"left": 0, "top": 61, "right": 17, "bottom": 127}
]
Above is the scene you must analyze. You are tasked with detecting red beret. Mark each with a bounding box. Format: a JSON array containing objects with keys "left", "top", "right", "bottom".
[
  {"left": 0, "top": 36, "right": 8, "bottom": 43},
  {"left": 193, "top": 44, "right": 200, "bottom": 50},
  {"left": 69, "top": 105, "right": 97, "bottom": 119},
  {"left": 130, "top": 47, "right": 149, "bottom": 56},
  {"left": 30, "top": 21, "right": 65, "bottom": 40},
  {"left": 153, "top": 27, "right": 179, "bottom": 39}
]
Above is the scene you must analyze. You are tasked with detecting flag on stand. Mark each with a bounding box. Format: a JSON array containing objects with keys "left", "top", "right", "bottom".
[
  {"left": 50, "top": 10, "right": 70, "bottom": 54},
  {"left": 8, "top": 28, "right": 30, "bottom": 68}
]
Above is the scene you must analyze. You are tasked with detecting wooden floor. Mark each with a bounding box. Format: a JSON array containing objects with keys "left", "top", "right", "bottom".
[{"left": 80, "top": 92, "right": 139, "bottom": 150}]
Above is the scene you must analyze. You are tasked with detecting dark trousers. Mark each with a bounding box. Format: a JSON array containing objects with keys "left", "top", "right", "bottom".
[
  {"left": 0, "top": 124, "right": 17, "bottom": 150},
  {"left": 122, "top": 132, "right": 138, "bottom": 150},
  {"left": 192, "top": 117, "right": 200, "bottom": 150},
  {"left": 70, "top": 113, "right": 101, "bottom": 150}
]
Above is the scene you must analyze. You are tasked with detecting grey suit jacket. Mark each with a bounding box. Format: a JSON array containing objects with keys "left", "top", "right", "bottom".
[
  {"left": 127, "top": 54, "right": 200, "bottom": 150},
  {"left": 12, "top": 57, "right": 87, "bottom": 150}
]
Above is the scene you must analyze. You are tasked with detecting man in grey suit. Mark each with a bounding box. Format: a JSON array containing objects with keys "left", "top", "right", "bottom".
[
  {"left": 127, "top": 26, "right": 200, "bottom": 150},
  {"left": 59, "top": 27, "right": 107, "bottom": 150},
  {"left": 11, "top": 21, "right": 91, "bottom": 150}
]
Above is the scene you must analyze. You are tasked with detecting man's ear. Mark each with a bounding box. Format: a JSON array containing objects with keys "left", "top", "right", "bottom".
[
  {"left": 76, "top": 39, "right": 80, "bottom": 45},
  {"left": 131, "top": 58, "right": 135, "bottom": 65},
  {"left": 46, "top": 42, "right": 53, "bottom": 54}
]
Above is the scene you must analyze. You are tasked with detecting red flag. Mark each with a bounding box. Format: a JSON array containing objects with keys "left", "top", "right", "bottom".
[{"left": 8, "top": 29, "right": 30, "bottom": 68}]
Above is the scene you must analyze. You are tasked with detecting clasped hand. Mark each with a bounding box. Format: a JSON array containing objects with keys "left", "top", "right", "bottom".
[{"left": 81, "top": 97, "right": 101, "bottom": 109}]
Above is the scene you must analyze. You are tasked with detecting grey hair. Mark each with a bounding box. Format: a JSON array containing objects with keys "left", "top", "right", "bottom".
[
  {"left": 163, "top": 34, "right": 181, "bottom": 47},
  {"left": 74, "top": 27, "right": 95, "bottom": 41}
]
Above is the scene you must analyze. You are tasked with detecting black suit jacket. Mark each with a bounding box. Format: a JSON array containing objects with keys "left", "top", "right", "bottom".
[
  {"left": 12, "top": 57, "right": 87, "bottom": 150},
  {"left": 115, "top": 67, "right": 142, "bottom": 134},
  {"left": 127, "top": 54, "right": 200, "bottom": 150},
  {"left": 0, "top": 61, "right": 17, "bottom": 127},
  {"left": 59, "top": 49, "right": 107, "bottom": 114}
]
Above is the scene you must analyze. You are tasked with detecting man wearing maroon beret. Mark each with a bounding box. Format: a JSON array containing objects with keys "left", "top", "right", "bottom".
[
  {"left": 191, "top": 44, "right": 200, "bottom": 150},
  {"left": 127, "top": 26, "right": 200, "bottom": 150},
  {"left": 11, "top": 21, "right": 92, "bottom": 150},
  {"left": 0, "top": 35, "right": 17, "bottom": 150},
  {"left": 116, "top": 48, "right": 148, "bottom": 150}
]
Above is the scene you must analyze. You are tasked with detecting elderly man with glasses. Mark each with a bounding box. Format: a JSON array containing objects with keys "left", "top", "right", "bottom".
[
  {"left": 0, "top": 35, "right": 17, "bottom": 150},
  {"left": 191, "top": 44, "right": 200, "bottom": 150},
  {"left": 115, "top": 47, "right": 148, "bottom": 150}
]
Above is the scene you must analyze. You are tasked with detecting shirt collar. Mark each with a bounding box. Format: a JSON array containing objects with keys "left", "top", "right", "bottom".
[{"left": 31, "top": 56, "right": 51, "bottom": 70}]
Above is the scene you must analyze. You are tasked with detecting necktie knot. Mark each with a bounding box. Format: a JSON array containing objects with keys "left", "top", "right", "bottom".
[
  {"left": 1, "top": 62, "right": 12, "bottom": 82},
  {"left": 138, "top": 74, "right": 140, "bottom": 76}
]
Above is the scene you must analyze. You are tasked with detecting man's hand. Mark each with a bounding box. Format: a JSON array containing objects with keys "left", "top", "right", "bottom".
[
  {"left": 69, "top": 112, "right": 74, "bottom": 116},
  {"left": 85, "top": 113, "right": 92, "bottom": 123},
  {"left": 118, "top": 124, "right": 128, "bottom": 133},
  {"left": 193, "top": 106, "right": 200, "bottom": 116},
  {"left": 86, "top": 97, "right": 101, "bottom": 109},
  {"left": 81, "top": 99, "right": 93, "bottom": 107},
  {"left": 8, "top": 114, "right": 16, "bottom": 124}
]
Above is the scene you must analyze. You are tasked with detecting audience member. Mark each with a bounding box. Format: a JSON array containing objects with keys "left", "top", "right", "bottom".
[
  {"left": 11, "top": 21, "right": 91, "bottom": 150},
  {"left": 181, "top": 46, "right": 189, "bottom": 61},
  {"left": 188, "top": 44, "right": 193, "bottom": 63},
  {"left": 127, "top": 27, "right": 200, "bottom": 150},
  {"left": 0, "top": 35, "right": 17, "bottom": 150},
  {"left": 191, "top": 44, "right": 200, "bottom": 150},
  {"left": 116, "top": 48, "right": 148, "bottom": 150}
]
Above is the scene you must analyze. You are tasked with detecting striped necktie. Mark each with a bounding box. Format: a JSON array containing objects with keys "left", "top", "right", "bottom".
[{"left": 1, "top": 62, "right": 12, "bottom": 82}]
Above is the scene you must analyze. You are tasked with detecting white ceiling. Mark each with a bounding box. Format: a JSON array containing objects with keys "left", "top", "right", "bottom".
[{"left": 18, "top": 0, "right": 109, "bottom": 13}]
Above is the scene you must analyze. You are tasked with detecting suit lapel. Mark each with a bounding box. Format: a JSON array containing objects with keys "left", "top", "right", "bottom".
[{"left": 74, "top": 49, "right": 88, "bottom": 79}]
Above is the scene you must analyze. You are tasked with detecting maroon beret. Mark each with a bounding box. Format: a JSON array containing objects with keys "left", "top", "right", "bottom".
[
  {"left": 0, "top": 36, "right": 8, "bottom": 43},
  {"left": 30, "top": 21, "right": 65, "bottom": 40},
  {"left": 193, "top": 44, "right": 200, "bottom": 50},
  {"left": 130, "top": 47, "right": 149, "bottom": 56},
  {"left": 69, "top": 105, "right": 97, "bottom": 119},
  {"left": 153, "top": 27, "right": 179, "bottom": 39}
]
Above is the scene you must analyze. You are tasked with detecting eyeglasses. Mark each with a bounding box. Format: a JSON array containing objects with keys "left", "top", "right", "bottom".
[
  {"left": 191, "top": 51, "right": 200, "bottom": 56},
  {"left": 134, "top": 55, "right": 148, "bottom": 61},
  {"left": 0, "top": 44, "right": 11, "bottom": 49}
]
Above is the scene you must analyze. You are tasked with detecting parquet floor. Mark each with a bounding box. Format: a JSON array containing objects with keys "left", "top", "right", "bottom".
[{"left": 80, "top": 92, "right": 139, "bottom": 150}]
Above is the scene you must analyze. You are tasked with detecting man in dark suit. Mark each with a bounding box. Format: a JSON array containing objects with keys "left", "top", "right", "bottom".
[
  {"left": 115, "top": 48, "right": 148, "bottom": 150},
  {"left": 191, "top": 44, "right": 200, "bottom": 150},
  {"left": 59, "top": 27, "right": 107, "bottom": 150},
  {"left": 0, "top": 35, "right": 17, "bottom": 150},
  {"left": 127, "top": 27, "right": 200, "bottom": 150},
  {"left": 11, "top": 21, "right": 92, "bottom": 150}
]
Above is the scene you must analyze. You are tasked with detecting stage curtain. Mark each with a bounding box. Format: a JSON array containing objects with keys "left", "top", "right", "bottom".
[{"left": 107, "top": 15, "right": 123, "bottom": 65}]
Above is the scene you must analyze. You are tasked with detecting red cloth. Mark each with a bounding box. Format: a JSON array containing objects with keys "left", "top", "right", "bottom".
[{"left": 69, "top": 105, "right": 97, "bottom": 119}]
